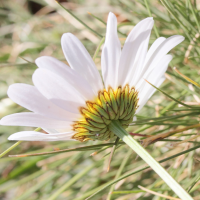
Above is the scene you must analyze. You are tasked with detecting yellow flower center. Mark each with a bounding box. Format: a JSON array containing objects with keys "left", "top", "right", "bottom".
[{"left": 72, "top": 84, "right": 139, "bottom": 142}]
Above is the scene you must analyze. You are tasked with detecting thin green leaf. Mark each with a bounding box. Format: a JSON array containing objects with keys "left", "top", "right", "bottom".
[
  {"left": 56, "top": 1, "right": 103, "bottom": 38},
  {"left": 145, "top": 79, "right": 193, "bottom": 108}
]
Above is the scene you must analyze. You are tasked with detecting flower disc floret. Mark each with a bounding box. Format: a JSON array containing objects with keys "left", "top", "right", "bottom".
[{"left": 72, "top": 85, "right": 138, "bottom": 142}]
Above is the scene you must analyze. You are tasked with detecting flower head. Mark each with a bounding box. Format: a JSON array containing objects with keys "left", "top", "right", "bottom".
[{"left": 0, "top": 12, "right": 184, "bottom": 142}]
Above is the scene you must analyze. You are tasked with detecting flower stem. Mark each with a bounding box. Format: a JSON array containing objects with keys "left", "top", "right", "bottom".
[{"left": 109, "top": 120, "right": 193, "bottom": 200}]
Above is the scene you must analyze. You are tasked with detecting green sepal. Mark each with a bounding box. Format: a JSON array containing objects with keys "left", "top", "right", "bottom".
[
  {"left": 98, "top": 126, "right": 108, "bottom": 134},
  {"left": 119, "top": 107, "right": 128, "bottom": 119},
  {"left": 128, "top": 89, "right": 135, "bottom": 104},
  {"left": 104, "top": 91, "right": 112, "bottom": 106},
  {"left": 109, "top": 88, "right": 118, "bottom": 114},
  {"left": 74, "top": 131, "right": 94, "bottom": 137},
  {"left": 86, "top": 102, "right": 101, "bottom": 117},
  {"left": 87, "top": 119, "right": 107, "bottom": 128},
  {"left": 81, "top": 109, "right": 104, "bottom": 123},
  {"left": 116, "top": 87, "right": 121, "bottom": 106},
  {"left": 123, "top": 109, "right": 135, "bottom": 120},
  {"left": 114, "top": 110, "right": 120, "bottom": 120},
  {"left": 74, "top": 124, "right": 102, "bottom": 132},
  {"left": 102, "top": 116, "right": 111, "bottom": 125},
  {"left": 120, "top": 117, "right": 133, "bottom": 125},
  {"left": 93, "top": 103, "right": 110, "bottom": 119},
  {"left": 124, "top": 85, "right": 129, "bottom": 109},
  {"left": 119, "top": 92, "right": 125, "bottom": 116},
  {"left": 107, "top": 104, "right": 116, "bottom": 120},
  {"left": 98, "top": 93, "right": 108, "bottom": 111}
]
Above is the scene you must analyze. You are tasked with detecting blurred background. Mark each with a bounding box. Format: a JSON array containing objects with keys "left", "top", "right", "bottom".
[{"left": 1, "top": 0, "right": 200, "bottom": 199}]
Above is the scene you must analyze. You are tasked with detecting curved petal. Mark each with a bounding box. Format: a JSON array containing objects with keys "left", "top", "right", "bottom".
[
  {"left": 136, "top": 54, "right": 172, "bottom": 91},
  {"left": 136, "top": 55, "right": 172, "bottom": 113},
  {"left": 32, "top": 68, "right": 87, "bottom": 113},
  {"left": 8, "top": 131, "right": 76, "bottom": 141},
  {"left": 101, "top": 12, "right": 121, "bottom": 89},
  {"left": 35, "top": 56, "right": 95, "bottom": 101},
  {"left": 118, "top": 17, "right": 154, "bottom": 87},
  {"left": 61, "top": 33, "right": 104, "bottom": 95},
  {"left": 0, "top": 113, "right": 73, "bottom": 129},
  {"left": 135, "top": 35, "right": 184, "bottom": 86},
  {"left": 143, "top": 37, "right": 166, "bottom": 67},
  {"left": 7, "top": 83, "right": 81, "bottom": 121}
]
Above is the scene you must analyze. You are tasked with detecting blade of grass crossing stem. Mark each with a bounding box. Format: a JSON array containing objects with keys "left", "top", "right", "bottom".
[
  {"left": 87, "top": 144, "right": 200, "bottom": 199},
  {"left": 167, "top": 73, "right": 200, "bottom": 98},
  {"left": 93, "top": 37, "right": 105, "bottom": 61},
  {"left": 56, "top": 1, "right": 102, "bottom": 38},
  {"left": 0, "top": 127, "right": 41, "bottom": 158},
  {"left": 107, "top": 148, "right": 132, "bottom": 200},
  {"left": 108, "top": 120, "right": 193, "bottom": 200},
  {"left": 144, "top": 0, "right": 159, "bottom": 37},
  {"left": 174, "top": 67, "right": 200, "bottom": 88},
  {"left": 131, "top": 90, "right": 187, "bottom": 134},
  {"left": 47, "top": 161, "right": 101, "bottom": 200},
  {"left": 145, "top": 80, "right": 193, "bottom": 108}
]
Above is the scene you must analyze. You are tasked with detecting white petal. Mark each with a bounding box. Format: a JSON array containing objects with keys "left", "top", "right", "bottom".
[
  {"left": 143, "top": 37, "right": 166, "bottom": 67},
  {"left": 118, "top": 17, "right": 154, "bottom": 87},
  {"left": 136, "top": 54, "right": 172, "bottom": 92},
  {"left": 61, "top": 33, "right": 104, "bottom": 95},
  {"left": 136, "top": 35, "right": 184, "bottom": 85},
  {"left": 101, "top": 12, "right": 121, "bottom": 89},
  {"left": 136, "top": 55, "right": 172, "bottom": 113},
  {"left": 32, "top": 68, "right": 87, "bottom": 113},
  {"left": 7, "top": 83, "right": 81, "bottom": 121},
  {"left": 35, "top": 56, "right": 95, "bottom": 101},
  {"left": 8, "top": 131, "right": 76, "bottom": 141},
  {"left": 0, "top": 113, "right": 73, "bottom": 129}
]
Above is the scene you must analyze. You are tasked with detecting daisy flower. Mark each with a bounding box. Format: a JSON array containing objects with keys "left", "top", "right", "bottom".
[{"left": 0, "top": 12, "right": 184, "bottom": 142}]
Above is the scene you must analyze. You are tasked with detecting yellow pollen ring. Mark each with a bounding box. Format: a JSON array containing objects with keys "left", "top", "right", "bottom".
[{"left": 72, "top": 85, "right": 139, "bottom": 142}]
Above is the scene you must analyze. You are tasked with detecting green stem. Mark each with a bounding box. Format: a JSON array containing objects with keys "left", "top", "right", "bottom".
[
  {"left": 109, "top": 120, "right": 193, "bottom": 200},
  {"left": 0, "top": 141, "right": 22, "bottom": 159}
]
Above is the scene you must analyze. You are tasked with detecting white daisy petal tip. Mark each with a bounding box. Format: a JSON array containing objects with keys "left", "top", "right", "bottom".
[
  {"left": 61, "top": 32, "right": 73, "bottom": 43},
  {"left": 0, "top": 116, "right": 10, "bottom": 126},
  {"left": 7, "top": 83, "right": 19, "bottom": 99},
  {"left": 108, "top": 12, "right": 117, "bottom": 19},
  {"left": 143, "top": 17, "right": 154, "bottom": 23},
  {"left": 35, "top": 55, "right": 51, "bottom": 67}
]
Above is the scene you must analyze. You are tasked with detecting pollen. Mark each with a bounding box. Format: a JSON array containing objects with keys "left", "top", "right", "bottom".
[{"left": 72, "top": 85, "right": 139, "bottom": 142}]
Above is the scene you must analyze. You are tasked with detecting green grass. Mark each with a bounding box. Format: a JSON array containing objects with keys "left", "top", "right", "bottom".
[{"left": 1, "top": 0, "right": 200, "bottom": 199}]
